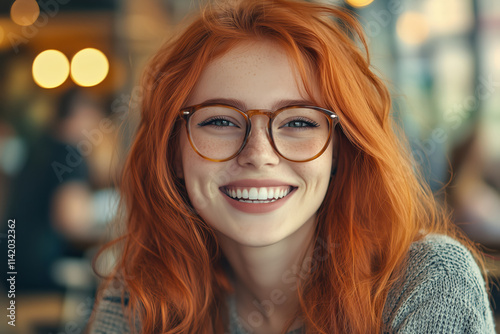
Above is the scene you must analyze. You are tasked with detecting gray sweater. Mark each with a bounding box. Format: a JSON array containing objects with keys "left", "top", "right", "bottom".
[{"left": 88, "top": 234, "right": 496, "bottom": 333}]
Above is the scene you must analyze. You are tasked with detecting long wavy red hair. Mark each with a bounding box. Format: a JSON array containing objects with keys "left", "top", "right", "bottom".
[{"left": 91, "top": 0, "right": 485, "bottom": 333}]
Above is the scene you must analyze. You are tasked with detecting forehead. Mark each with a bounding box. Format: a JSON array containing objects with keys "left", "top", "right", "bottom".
[{"left": 186, "top": 40, "right": 316, "bottom": 108}]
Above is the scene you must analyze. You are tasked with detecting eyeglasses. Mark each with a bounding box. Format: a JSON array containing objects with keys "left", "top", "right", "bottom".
[{"left": 180, "top": 103, "right": 340, "bottom": 162}]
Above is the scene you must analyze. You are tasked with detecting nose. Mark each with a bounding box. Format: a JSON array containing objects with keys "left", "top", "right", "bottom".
[{"left": 236, "top": 115, "right": 280, "bottom": 169}]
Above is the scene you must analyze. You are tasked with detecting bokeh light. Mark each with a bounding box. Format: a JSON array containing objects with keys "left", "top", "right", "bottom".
[
  {"left": 10, "top": 0, "right": 40, "bottom": 26},
  {"left": 32, "top": 50, "right": 70, "bottom": 89},
  {"left": 70, "top": 48, "right": 109, "bottom": 87},
  {"left": 396, "top": 12, "right": 430, "bottom": 46},
  {"left": 346, "top": 0, "right": 374, "bottom": 8},
  {"left": 423, "top": 0, "right": 473, "bottom": 36}
]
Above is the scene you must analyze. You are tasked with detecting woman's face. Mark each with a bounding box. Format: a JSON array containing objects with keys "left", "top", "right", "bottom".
[{"left": 177, "top": 40, "right": 335, "bottom": 247}]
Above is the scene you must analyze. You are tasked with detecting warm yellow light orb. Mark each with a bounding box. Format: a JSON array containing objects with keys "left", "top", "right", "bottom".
[
  {"left": 10, "top": 0, "right": 40, "bottom": 26},
  {"left": 396, "top": 12, "right": 430, "bottom": 46},
  {"left": 70, "top": 48, "right": 109, "bottom": 87},
  {"left": 32, "top": 50, "right": 70, "bottom": 89},
  {"left": 346, "top": 0, "right": 374, "bottom": 8}
]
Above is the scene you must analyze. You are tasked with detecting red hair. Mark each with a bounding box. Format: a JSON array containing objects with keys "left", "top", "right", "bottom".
[{"left": 91, "top": 0, "right": 485, "bottom": 333}]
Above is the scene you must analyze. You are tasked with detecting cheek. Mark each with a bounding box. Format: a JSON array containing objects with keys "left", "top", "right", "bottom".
[
  {"left": 180, "top": 135, "right": 230, "bottom": 210},
  {"left": 179, "top": 132, "right": 206, "bottom": 203},
  {"left": 307, "top": 145, "right": 334, "bottom": 176},
  {"left": 182, "top": 162, "right": 214, "bottom": 212},
  {"left": 298, "top": 148, "right": 334, "bottom": 197}
]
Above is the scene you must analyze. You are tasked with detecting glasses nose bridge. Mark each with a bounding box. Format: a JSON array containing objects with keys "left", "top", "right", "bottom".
[
  {"left": 245, "top": 108, "right": 274, "bottom": 137},
  {"left": 242, "top": 108, "right": 276, "bottom": 150},
  {"left": 246, "top": 108, "right": 275, "bottom": 129},
  {"left": 246, "top": 108, "right": 273, "bottom": 121}
]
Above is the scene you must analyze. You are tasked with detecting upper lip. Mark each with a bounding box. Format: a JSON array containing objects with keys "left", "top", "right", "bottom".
[{"left": 221, "top": 179, "right": 298, "bottom": 188}]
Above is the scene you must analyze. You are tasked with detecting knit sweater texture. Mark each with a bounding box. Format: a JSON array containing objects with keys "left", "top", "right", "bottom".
[{"left": 88, "top": 234, "right": 496, "bottom": 333}]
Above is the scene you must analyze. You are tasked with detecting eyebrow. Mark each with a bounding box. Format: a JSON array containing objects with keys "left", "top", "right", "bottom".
[{"left": 196, "top": 97, "right": 315, "bottom": 111}]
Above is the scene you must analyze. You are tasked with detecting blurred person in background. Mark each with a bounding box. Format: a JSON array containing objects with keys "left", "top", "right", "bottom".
[
  {"left": 448, "top": 127, "right": 500, "bottom": 250},
  {"left": 0, "top": 87, "right": 119, "bottom": 332},
  {"left": 1, "top": 88, "right": 91, "bottom": 293}
]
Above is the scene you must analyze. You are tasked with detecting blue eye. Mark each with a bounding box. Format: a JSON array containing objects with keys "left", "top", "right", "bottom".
[
  {"left": 198, "top": 117, "right": 240, "bottom": 128},
  {"left": 281, "top": 118, "right": 319, "bottom": 128}
]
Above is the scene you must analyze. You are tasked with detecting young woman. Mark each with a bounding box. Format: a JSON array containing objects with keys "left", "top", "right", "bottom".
[{"left": 88, "top": 0, "right": 496, "bottom": 333}]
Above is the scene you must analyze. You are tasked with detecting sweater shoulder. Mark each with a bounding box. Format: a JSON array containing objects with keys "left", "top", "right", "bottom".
[
  {"left": 406, "top": 234, "right": 482, "bottom": 279},
  {"left": 87, "top": 285, "right": 133, "bottom": 334},
  {"left": 382, "top": 234, "right": 495, "bottom": 333}
]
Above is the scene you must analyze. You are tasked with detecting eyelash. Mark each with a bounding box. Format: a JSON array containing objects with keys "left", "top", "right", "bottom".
[
  {"left": 281, "top": 117, "right": 320, "bottom": 128},
  {"left": 198, "top": 117, "right": 240, "bottom": 128}
]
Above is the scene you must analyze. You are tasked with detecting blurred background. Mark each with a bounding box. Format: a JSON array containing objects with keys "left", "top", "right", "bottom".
[{"left": 0, "top": 0, "right": 498, "bottom": 333}]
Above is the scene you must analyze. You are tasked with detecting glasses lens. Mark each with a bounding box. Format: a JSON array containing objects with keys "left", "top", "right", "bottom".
[
  {"left": 272, "top": 107, "right": 331, "bottom": 161},
  {"left": 189, "top": 106, "right": 247, "bottom": 160}
]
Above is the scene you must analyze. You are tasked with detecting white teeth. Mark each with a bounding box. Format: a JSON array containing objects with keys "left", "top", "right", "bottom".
[
  {"left": 258, "top": 188, "right": 267, "bottom": 200},
  {"left": 223, "top": 186, "right": 294, "bottom": 202},
  {"left": 249, "top": 188, "right": 259, "bottom": 200}
]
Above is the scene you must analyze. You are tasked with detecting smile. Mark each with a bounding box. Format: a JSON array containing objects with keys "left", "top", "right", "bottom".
[{"left": 221, "top": 186, "right": 296, "bottom": 203}]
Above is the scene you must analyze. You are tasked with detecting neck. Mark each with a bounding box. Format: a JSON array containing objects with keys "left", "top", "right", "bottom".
[{"left": 217, "top": 215, "right": 317, "bottom": 332}]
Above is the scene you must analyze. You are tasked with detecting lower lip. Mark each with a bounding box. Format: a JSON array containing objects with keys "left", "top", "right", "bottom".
[{"left": 220, "top": 188, "right": 296, "bottom": 214}]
